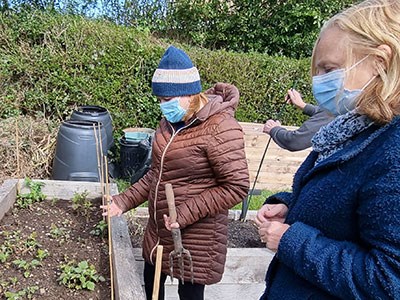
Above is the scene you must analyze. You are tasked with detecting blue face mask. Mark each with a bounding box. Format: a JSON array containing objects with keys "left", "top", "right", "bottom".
[
  {"left": 159, "top": 98, "right": 187, "bottom": 123},
  {"left": 312, "top": 56, "right": 372, "bottom": 116}
]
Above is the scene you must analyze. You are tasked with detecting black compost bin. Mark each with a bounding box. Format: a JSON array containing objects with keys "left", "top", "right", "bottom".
[
  {"left": 119, "top": 129, "right": 154, "bottom": 180},
  {"left": 119, "top": 137, "right": 150, "bottom": 179},
  {"left": 52, "top": 120, "right": 107, "bottom": 182},
  {"left": 70, "top": 105, "right": 114, "bottom": 151}
]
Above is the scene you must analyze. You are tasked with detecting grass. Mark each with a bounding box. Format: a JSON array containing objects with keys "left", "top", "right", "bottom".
[{"left": 231, "top": 190, "right": 278, "bottom": 211}]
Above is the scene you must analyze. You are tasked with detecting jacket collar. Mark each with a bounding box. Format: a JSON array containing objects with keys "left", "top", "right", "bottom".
[{"left": 300, "top": 116, "right": 400, "bottom": 184}]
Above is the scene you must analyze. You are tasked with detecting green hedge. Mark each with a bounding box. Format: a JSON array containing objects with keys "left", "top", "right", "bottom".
[{"left": 0, "top": 10, "right": 314, "bottom": 138}]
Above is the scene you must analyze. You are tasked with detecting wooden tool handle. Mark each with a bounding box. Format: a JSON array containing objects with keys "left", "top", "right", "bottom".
[
  {"left": 152, "top": 245, "right": 163, "bottom": 300},
  {"left": 165, "top": 183, "right": 177, "bottom": 223}
]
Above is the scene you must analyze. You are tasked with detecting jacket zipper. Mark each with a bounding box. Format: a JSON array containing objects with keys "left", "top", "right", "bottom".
[{"left": 149, "top": 118, "right": 198, "bottom": 264}]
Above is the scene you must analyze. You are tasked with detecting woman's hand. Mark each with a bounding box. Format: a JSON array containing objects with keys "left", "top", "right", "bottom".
[
  {"left": 255, "top": 203, "right": 288, "bottom": 227},
  {"left": 163, "top": 214, "right": 180, "bottom": 231},
  {"left": 259, "top": 221, "right": 290, "bottom": 252},
  {"left": 101, "top": 196, "right": 123, "bottom": 217},
  {"left": 286, "top": 89, "right": 306, "bottom": 110},
  {"left": 263, "top": 119, "right": 282, "bottom": 134}
]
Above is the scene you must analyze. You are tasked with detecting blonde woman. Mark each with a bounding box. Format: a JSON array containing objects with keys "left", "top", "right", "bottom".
[
  {"left": 256, "top": 0, "right": 400, "bottom": 299},
  {"left": 103, "top": 46, "right": 249, "bottom": 300}
]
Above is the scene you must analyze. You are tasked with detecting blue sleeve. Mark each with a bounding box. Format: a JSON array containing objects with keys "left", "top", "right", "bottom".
[
  {"left": 264, "top": 191, "right": 293, "bottom": 207},
  {"left": 277, "top": 158, "right": 400, "bottom": 299}
]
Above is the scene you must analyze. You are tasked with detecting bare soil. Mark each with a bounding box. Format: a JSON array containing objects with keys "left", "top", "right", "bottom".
[
  {"left": 128, "top": 217, "right": 265, "bottom": 248},
  {"left": 0, "top": 198, "right": 111, "bottom": 300}
]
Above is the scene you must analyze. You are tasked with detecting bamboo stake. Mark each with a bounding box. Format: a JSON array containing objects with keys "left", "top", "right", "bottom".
[
  {"left": 104, "top": 155, "right": 114, "bottom": 300},
  {"left": 98, "top": 123, "right": 105, "bottom": 195},
  {"left": 93, "top": 124, "right": 105, "bottom": 211},
  {"left": 15, "top": 117, "right": 21, "bottom": 194},
  {"left": 15, "top": 117, "right": 20, "bottom": 178},
  {"left": 152, "top": 245, "right": 164, "bottom": 300}
]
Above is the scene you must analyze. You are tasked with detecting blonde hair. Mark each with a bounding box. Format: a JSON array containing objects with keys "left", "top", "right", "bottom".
[
  {"left": 311, "top": 0, "right": 400, "bottom": 124},
  {"left": 183, "top": 93, "right": 209, "bottom": 122}
]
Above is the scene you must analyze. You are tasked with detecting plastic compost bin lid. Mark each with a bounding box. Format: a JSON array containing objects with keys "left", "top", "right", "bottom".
[{"left": 124, "top": 131, "right": 149, "bottom": 142}]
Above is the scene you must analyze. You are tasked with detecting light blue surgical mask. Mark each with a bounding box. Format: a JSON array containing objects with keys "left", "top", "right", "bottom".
[
  {"left": 312, "top": 56, "right": 374, "bottom": 116},
  {"left": 159, "top": 97, "right": 187, "bottom": 123}
]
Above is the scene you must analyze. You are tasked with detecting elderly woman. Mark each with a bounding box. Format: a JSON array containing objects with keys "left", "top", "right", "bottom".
[{"left": 256, "top": 0, "right": 400, "bottom": 299}]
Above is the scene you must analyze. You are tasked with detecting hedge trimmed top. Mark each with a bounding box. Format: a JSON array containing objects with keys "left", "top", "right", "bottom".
[{"left": 0, "top": 10, "right": 315, "bottom": 133}]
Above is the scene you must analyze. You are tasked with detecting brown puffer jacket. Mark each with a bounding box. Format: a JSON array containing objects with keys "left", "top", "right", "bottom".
[{"left": 112, "top": 83, "right": 250, "bottom": 285}]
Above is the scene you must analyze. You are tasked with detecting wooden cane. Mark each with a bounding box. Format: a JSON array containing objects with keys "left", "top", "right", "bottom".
[
  {"left": 104, "top": 155, "right": 114, "bottom": 300},
  {"left": 152, "top": 245, "right": 164, "bottom": 300}
]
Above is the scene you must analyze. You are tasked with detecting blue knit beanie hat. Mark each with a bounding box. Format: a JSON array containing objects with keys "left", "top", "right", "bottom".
[{"left": 152, "top": 46, "right": 202, "bottom": 97}]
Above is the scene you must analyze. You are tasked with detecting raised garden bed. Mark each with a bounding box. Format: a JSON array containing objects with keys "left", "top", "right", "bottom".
[
  {"left": 0, "top": 179, "right": 143, "bottom": 300},
  {"left": 0, "top": 179, "right": 275, "bottom": 300},
  {"left": 0, "top": 194, "right": 109, "bottom": 299}
]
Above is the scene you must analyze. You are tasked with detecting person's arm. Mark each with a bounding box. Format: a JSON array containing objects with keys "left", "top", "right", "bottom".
[
  {"left": 269, "top": 109, "right": 334, "bottom": 151},
  {"left": 276, "top": 153, "right": 400, "bottom": 299},
  {"left": 264, "top": 191, "right": 293, "bottom": 207},
  {"left": 302, "top": 103, "right": 319, "bottom": 116},
  {"left": 269, "top": 124, "right": 313, "bottom": 151}
]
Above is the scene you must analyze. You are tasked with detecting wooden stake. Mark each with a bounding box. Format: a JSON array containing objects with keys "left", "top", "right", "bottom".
[
  {"left": 104, "top": 155, "right": 114, "bottom": 300},
  {"left": 99, "top": 123, "right": 105, "bottom": 195},
  {"left": 15, "top": 117, "right": 20, "bottom": 178},
  {"left": 152, "top": 245, "right": 164, "bottom": 300},
  {"left": 93, "top": 124, "right": 105, "bottom": 213}
]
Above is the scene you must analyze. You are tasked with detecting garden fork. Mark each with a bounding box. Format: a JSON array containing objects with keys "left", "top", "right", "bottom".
[{"left": 165, "top": 183, "right": 194, "bottom": 284}]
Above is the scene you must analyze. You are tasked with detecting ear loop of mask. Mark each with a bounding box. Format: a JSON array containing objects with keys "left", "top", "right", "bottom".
[
  {"left": 335, "top": 55, "right": 376, "bottom": 113},
  {"left": 339, "top": 55, "right": 376, "bottom": 93},
  {"left": 345, "top": 55, "right": 370, "bottom": 73}
]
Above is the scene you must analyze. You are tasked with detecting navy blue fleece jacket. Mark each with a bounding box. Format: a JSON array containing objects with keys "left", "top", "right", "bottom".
[{"left": 261, "top": 116, "right": 400, "bottom": 300}]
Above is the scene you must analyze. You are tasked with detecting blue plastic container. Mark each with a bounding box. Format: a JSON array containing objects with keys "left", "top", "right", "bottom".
[{"left": 52, "top": 120, "right": 107, "bottom": 182}]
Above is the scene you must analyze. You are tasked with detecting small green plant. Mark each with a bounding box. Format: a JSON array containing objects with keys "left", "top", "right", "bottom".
[
  {"left": 49, "top": 223, "right": 63, "bottom": 238},
  {"left": 50, "top": 197, "right": 59, "bottom": 205},
  {"left": 71, "top": 191, "right": 93, "bottom": 221},
  {"left": 0, "top": 244, "right": 12, "bottom": 263},
  {"left": 0, "top": 277, "right": 17, "bottom": 295},
  {"left": 47, "top": 223, "right": 71, "bottom": 246},
  {"left": 114, "top": 178, "right": 131, "bottom": 193},
  {"left": 36, "top": 249, "right": 49, "bottom": 261},
  {"left": 4, "top": 285, "right": 39, "bottom": 300},
  {"left": 57, "top": 260, "right": 105, "bottom": 291},
  {"left": 12, "top": 258, "right": 41, "bottom": 278},
  {"left": 90, "top": 220, "right": 108, "bottom": 237},
  {"left": 22, "top": 232, "right": 40, "bottom": 255},
  {"left": 4, "top": 289, "right": 26, "bottom": 300},
  {"left": 0, "top": 230, "right": 21, "bottom": 263},
  {"left": 9, "top": 277, "right": 18, "bottom": 287},
  {"left": 15, "top": 178, "right": 46, "bottom": 209}
]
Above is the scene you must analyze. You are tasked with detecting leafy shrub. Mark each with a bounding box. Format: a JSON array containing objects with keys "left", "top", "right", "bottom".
[
  {"left": 151, "top": 0, "right": 357, "bottom": 58},
  {"left": 0, "top": 10, "right": 315, "bottom": 129},
  {"left": 0, "top": 10, "right": 162, "bottom": 133}
]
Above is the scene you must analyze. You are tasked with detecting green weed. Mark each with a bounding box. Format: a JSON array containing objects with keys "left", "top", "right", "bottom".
[
  {"left": 57, "top": 260, "right": 105, "bottom": 291},
  {"left": 15, "top": 178, "right": 46, "bottom": 209}
]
